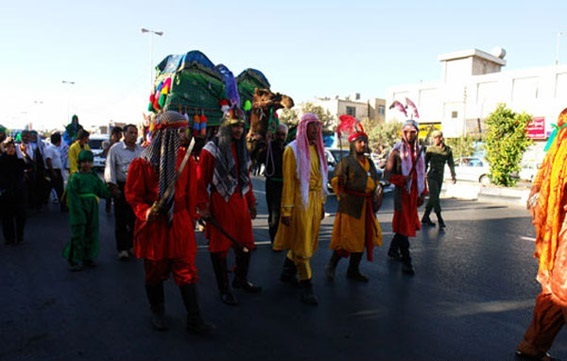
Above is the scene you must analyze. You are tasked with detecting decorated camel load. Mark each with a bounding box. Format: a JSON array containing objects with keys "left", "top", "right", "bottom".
[{"left": 146, "top": 50, "right": 294, "bottom": 156}]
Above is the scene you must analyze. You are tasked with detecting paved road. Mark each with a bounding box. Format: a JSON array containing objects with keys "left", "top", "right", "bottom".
[{"left": 1, "top": 176, "right": 565, "bottom": 361}]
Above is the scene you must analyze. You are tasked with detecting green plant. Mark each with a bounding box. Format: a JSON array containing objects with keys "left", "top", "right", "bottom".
[
  {"left": 484, "top": 104, "right": 532, "bottom": 187},
  {"left": 278, "top": 102, "right": 335, "bottom": 133},
  {"left": 445, "top": 136, "right": 476, "bottom": 159}
]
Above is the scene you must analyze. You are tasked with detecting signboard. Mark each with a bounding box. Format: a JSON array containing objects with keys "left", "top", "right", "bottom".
[
  {"left": 418, "top": 123, "right": 441, "bottom": 140},
  {"left": 526, "top": 117, "right": 546, "bottom": 140}
]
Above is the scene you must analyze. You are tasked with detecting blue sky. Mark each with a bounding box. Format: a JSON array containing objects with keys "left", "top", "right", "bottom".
[{"left": 1, "top": 0, "right": 565, "bottom": 130}]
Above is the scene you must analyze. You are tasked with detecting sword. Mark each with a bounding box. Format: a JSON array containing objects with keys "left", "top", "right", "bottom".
[{"left": 198, "top": 217, "right": 250, "bottom": 253}]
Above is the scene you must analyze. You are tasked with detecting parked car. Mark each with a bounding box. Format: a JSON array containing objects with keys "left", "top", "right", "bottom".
[
  {"left": 88, "top": 134, "right": 109, "bottom": 172},
  {"left": 515, "top": 161, "right": 539, "bottom": 182},
  {"left": 447, "top": 156, "right": 491, "bottom": 185},
  {"left": 325, "top": 148, "right": 386, "bottom": 193}
]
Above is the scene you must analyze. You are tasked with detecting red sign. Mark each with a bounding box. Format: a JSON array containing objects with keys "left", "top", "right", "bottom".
[{"left": 526, "top": 117, "right": 546, "bottom": 140}]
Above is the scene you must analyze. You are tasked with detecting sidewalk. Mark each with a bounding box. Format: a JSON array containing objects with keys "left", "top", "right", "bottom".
[{"left": 442, "top": 181, "right": 531, "bottom": 206}]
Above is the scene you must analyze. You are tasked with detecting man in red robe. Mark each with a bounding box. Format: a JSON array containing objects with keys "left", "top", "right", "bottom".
[
  {"left": 125, "top": 111, "right": 214, "bottom": 334},
  {"left": 384, "top": 119, "right": 427, "bottom": 275},
  {"left": 196, "top": 106, "right": 260, "bottom": 306}
]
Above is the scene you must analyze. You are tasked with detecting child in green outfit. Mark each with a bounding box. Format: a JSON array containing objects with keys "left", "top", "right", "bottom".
[{"left": 63, "top": 150, "right": 110, "bottom": 271}]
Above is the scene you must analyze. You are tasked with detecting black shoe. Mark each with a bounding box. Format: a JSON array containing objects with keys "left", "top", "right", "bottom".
[
  {"left": 280, "top": 273, "right": 300, "bottom": 287},
  {"left": 402, "top": 262, "right": 415, "bottom": 275},
  {"left": 421, "top": 218, "right": 436, "bottom": 226},
  {"left": 220, "top": 290, "right": 239, "bottom": 306},
  {"left": 151, "top": 313, "right": 167, "bottom": 331},
  {"left": 387, "top": 250, "right": 402, "bottom": 261},
  {"left": 325, "top": 263, "right": 336, "bottom": 281},
  {"left": 68, "top": 262, "right": 84, "bottom": 272},
  {"left": 301, "top": 292, "right": 319, "bottom": 305},
  {"left": 186, "top": 318, "right": 215, "bottom": 335},
  {"left": 83, "top": 259, "right": 96, "bottom": 268},
  {"left": 515, "top": 350, "right": 560, "bottom": 361},
  {"left": 438, "top": 220, "right": 446, "bottom": 228},
  {"left": 346, "top": 270, "right": 369, "bottom": 282},
  {"left": 232, "top": 278, "right": 262, "bottom": 293}
]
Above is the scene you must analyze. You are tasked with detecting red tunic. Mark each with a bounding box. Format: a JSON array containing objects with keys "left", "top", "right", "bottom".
[
  {"left": 197, "top": 144, "right": 256, "bottom": 253},
  {"left": 125, "top": 148, "right": 198, "bottom": 261},
  {"left": 388, "top": 147, "right": 427, "bottom": 238},
  {"left": 390, "top": 172, "right": 422, "bottom": 237}
]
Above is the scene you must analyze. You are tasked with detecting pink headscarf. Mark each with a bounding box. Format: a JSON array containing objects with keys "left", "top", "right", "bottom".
[
  {"left": 392, "top": 120, "right": 425, "bottom": 195},
  {"left": 292, "top": 113, "right": 328, "bottom": 206}
]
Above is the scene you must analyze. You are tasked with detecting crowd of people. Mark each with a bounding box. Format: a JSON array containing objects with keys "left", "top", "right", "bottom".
[
  {"left": 7, "top": 107, "right": 567, "bottom": 360},
  {"left": 0, "top": 111, "right": 438, "bottom": 333}
]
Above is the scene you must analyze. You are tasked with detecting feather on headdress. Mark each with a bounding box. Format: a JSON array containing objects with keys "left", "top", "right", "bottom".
[
  {"left": 405, "top": 97, "right": 420, "bottom": 119},
  {"left": 389, "top": 100, "right": 408, "bottom": 117},
  {"left": 337, "top": 114, "right": 367, "bottom": 142}
]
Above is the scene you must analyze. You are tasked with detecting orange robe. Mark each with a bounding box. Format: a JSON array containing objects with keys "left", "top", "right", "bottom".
[{"left": 330, "top": 158, "right": 382, "bottom": 256}]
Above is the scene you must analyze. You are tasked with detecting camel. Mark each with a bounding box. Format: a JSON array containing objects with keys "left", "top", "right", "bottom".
[{"left": 246, "top": 88, "right": 294, "bottom": 164}]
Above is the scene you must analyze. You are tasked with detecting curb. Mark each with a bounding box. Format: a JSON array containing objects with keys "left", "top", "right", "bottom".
[{"left": 441, "top": 182, "right": 530, "bottom": 206}]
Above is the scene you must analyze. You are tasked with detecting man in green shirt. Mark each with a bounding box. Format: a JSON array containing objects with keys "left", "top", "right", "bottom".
[{"left": 422, "top": 131, "right": 456, "bottom": 228}]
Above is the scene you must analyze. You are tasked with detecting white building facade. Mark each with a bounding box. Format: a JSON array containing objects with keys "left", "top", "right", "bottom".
[{"left": 386, "top": 48, "right": 567, "bottom": 146}]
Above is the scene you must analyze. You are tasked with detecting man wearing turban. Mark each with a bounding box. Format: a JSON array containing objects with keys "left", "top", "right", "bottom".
[
  {"left": 273, "top": 113, "right": 328, "bottom": 305},
  {"left": 325, "top": 116, "right": 383, "bottom": 282},
  {"left": 384, "top": 119, "right": 427, "bottom": 275}
]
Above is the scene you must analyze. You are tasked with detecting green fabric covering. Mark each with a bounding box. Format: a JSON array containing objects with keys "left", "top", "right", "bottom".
[
  {"left": 161, "top": 72, "right": 225, "bottom": 127},
  {"left": 78, "top": 150, "right": 94, "bottom": 163}
]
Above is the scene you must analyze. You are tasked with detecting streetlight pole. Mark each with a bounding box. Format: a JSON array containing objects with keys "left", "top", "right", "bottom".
[
  {"left": 62, "top": 80, "right": 75, "bottom": 122},
  {"left": 141, "top": 28, "right": 164, "bottom": 91}
]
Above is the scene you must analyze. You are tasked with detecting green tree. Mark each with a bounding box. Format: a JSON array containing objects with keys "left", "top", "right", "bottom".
[
  {"left": 445, "top": 136, "right": 476, "bottom": 159},
  {"left": 370, "top": 121, "right": 402, "bottom": 152},
  {"left": 278, "top": 108, "right": 299, "bottom": 127},
  {"left": 278, "top": 102, "right": 336, "bottom": 132},
  {"left": 484, "top": 104, "right": 532, "bottom": 187}
]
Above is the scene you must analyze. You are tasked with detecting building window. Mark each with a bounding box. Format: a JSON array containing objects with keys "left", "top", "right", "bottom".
[
  {"left": 346, "top": 106, "right": 356, "bottom": 117},
  {"left": 378, "top": 105, "right": 385, "bottom": 115},
  {"left": 451, "top": 111, "right": 458, "bottom": 118}
]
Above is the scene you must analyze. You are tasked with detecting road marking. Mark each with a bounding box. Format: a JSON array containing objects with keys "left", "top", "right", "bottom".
[
  {"left": 521, "top": 236, "right": 536, "bottom": 242},
  {"left": 198, "top": 240, "right": 272, "bottom": 249}
]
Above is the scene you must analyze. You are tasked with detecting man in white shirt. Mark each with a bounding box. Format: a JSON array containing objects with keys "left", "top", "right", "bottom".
[
  {"left": 44, "top": 132, "right": 65, "bottom": 212},
  {"left": 104, "top": 124, "right": 143, "bottom": 260}
]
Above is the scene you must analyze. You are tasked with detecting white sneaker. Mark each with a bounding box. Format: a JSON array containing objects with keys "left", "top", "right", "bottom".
[{"left": 118, "top": 250, "right": 130, "bottom": 260}]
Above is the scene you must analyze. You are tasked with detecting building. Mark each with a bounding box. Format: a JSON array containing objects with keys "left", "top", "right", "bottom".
[
  {"left": 309, "top": 93, "right": 386, "bottom": 124},
  {"left": 386, "top": 47, "right": 567, "bottom": 155}
]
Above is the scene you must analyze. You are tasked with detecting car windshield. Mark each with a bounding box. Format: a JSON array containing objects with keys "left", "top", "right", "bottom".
[
  {"left": 89, "top": 138, "right": 106, "bottom": 150},
  {"left": 329, "top": 149, "right": 350, "bottom": 161},
  {"left": 458, "top": 158, "right": 485, "bottom": 167}
]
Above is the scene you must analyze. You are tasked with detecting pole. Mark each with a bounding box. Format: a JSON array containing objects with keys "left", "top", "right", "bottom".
[
  {"left": 556, "top": 32, "right": 564, "bottom": 66},
  {"left": 141, "top": 28, "right": 164, "bottom": 91}
]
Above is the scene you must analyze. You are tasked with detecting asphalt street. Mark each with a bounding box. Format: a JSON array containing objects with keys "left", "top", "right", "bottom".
[{"left": 1, "top": 176, "right": 565, "bottom": 361}]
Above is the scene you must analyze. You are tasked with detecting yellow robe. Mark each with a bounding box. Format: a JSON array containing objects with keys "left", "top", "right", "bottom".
[
  {"left": 273, "top": 146, "right": 325, "bottom": 258},
  {"left": 329, "top": 159, "right": 382, "bottom": 253}
]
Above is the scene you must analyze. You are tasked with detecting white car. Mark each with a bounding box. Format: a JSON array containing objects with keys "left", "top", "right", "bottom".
[
  {"left": 516, "top": 161, "right": 539, "bottom": 182},
  {"left": 88, "top": 134, "right": 109, "bottom": 172},
  {"left": 446, "top": 157, "right": 491, "bottom": 185},
  {"left": 325, "top": 148, "right": 386, "bottom": 192}
]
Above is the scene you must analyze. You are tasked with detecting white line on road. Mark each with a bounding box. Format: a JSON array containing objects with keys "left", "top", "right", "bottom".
[{"left": 521, "top": 236, "right": 536, "bottom": 242}]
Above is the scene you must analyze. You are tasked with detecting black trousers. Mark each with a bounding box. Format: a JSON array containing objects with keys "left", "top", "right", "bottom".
[
  {"left": 50, "top": 169, "right": 64, "bottom": 204},
  {"left": 265, "top": 178, "right": 283, "bottom": 242},
  {"left": 114, "top": 182, "right": 135, "bottom": 252},
  {"left": 1, "top": 196, "right": 27, "bottom": 243}
]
